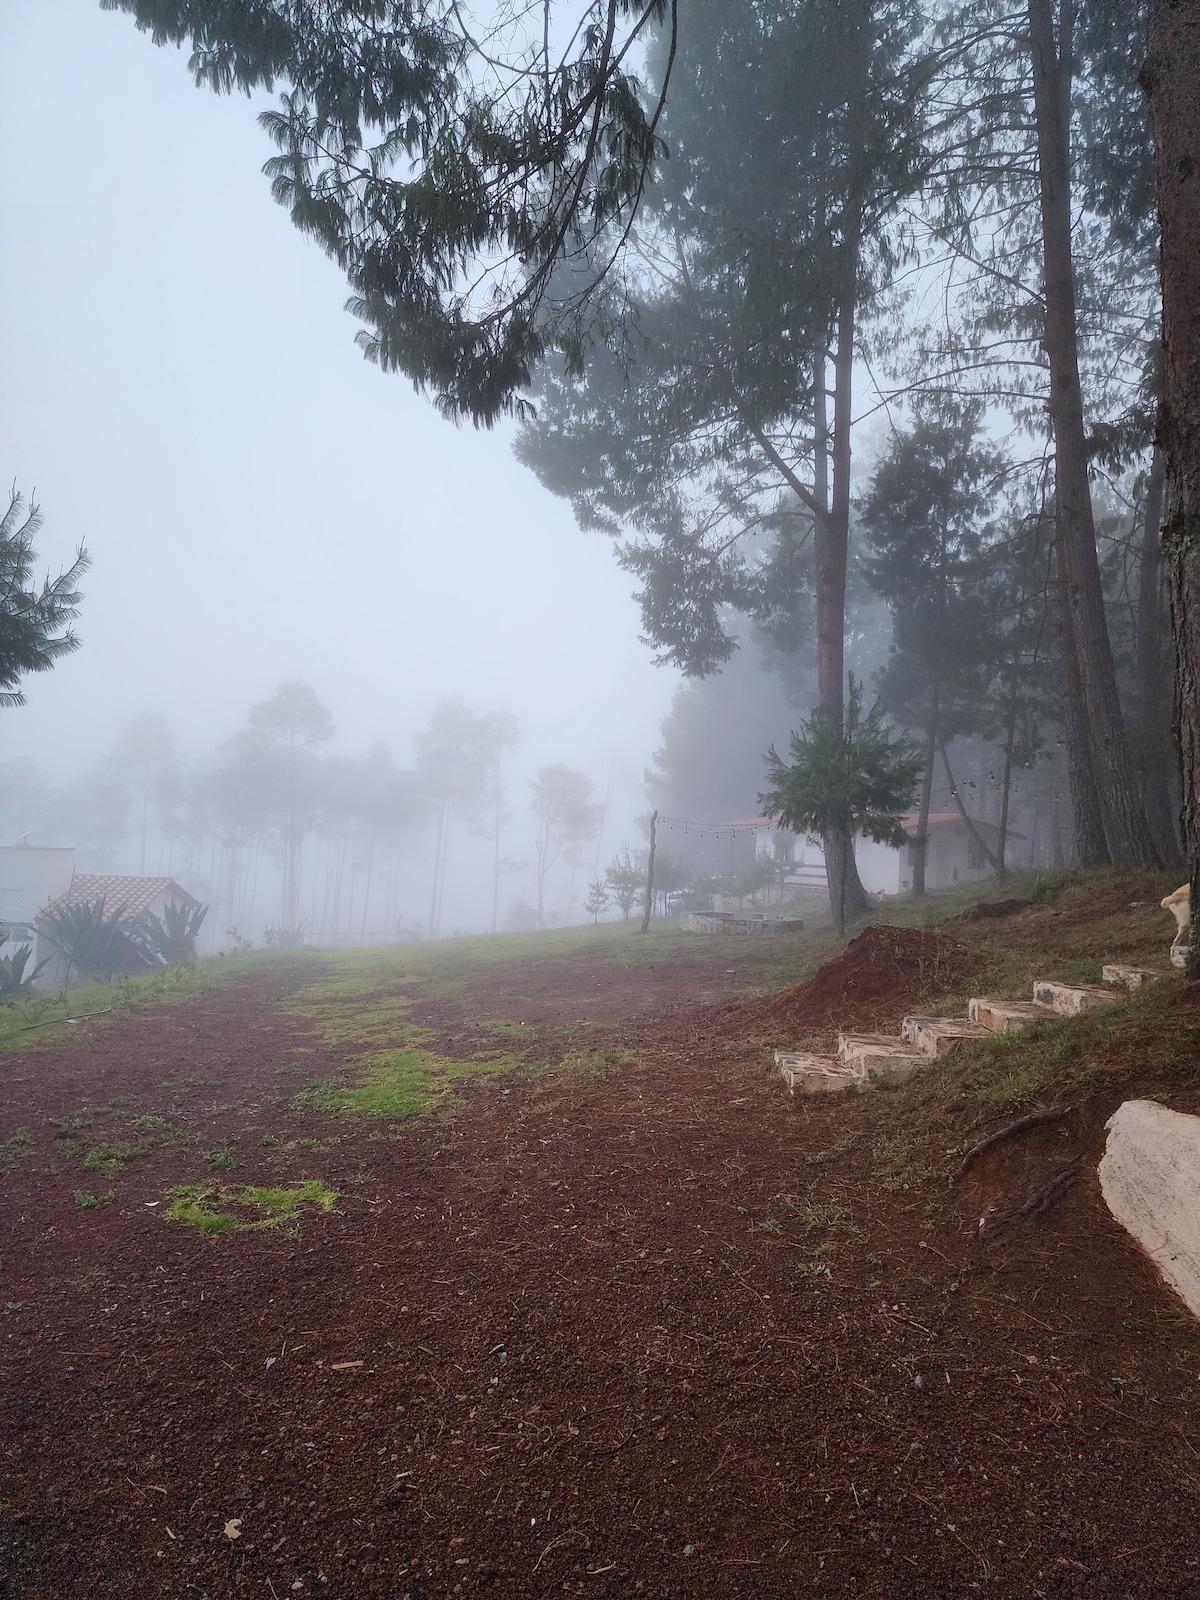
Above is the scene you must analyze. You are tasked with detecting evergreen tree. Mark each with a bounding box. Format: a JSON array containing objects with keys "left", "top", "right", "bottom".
[
  {"left": 530, "top": 766, "right": 602, "bottom": 928},
  {"left": 584, "top": 878, "right": 611, "bottom": 923},
  {"left": 0, "top": 489, "right": 89, "bottom": 708},
  {"left": 101, "top": 0, "right": 676, "bottom": 424},
  {"left": 519, "top": 0, "right": 938, "bottom": 926},
  {"left": 760, "top": 680, "right": 922, "bottom": 933},
  {"left": 860, "top": 401, "right": 1007, "bottom": 895},
  {"left": 247, "top": 679, "right": 334, "bottom": 930}
]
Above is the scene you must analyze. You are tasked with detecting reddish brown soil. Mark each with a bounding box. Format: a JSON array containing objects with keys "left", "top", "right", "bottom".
[
  {"left": 722, "top": 925, "right": 984, "bottom": 1041},
  {"left": 2, "top": 945, "right": 1200, "bottom": 1600}
]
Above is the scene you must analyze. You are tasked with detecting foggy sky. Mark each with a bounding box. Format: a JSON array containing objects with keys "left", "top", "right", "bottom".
[{"left": 0, "top": 0, "right": 679, "bottom": 845}]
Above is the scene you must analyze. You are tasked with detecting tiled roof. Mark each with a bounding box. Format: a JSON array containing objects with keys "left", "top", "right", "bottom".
[{"left": 41, "top": 874, "right": 198, "bottom": 920}]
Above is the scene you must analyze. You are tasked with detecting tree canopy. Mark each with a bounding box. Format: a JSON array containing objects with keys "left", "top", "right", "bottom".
[{"left": 102, "top": 0, "right": 678, "bottom": 424}]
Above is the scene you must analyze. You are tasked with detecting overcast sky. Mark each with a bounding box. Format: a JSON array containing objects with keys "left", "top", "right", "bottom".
[{"left": 0, "top": 0, "right": 680, "bottom": 837}]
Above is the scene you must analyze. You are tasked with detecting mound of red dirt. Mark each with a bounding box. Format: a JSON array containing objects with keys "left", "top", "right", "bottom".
[{"left": 730, "top": 923, "right": 982, "bottom": 1039}]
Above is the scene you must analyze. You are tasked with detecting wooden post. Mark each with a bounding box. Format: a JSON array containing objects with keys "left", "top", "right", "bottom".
[{"left": 640, "top": 810, "right": 658, "bottom": 934}]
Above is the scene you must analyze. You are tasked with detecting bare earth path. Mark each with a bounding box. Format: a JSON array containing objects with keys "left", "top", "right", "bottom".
[{"left": 2, "top": 940, "right": 1199, "bottom": 1599}]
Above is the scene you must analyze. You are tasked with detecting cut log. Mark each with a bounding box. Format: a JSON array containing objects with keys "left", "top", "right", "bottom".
[{"left": 1099, "top": 1099, "right": 1200, "bottom": 1322}]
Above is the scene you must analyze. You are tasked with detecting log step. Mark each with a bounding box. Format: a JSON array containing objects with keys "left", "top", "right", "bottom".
[
  {"left": 1032, "top": 979, "right": 1121, "bottom": 1017},
  {"left": 968, "top": 997, "right": 1058, "bottom": 1033},
  {"left": 900, "top": 1015, "right": 991, "bottom": 1057},
  {"left": 1102, "top": 964, "right": 1170, "bottom": 990},
  {"left": 774, "top": 1051, "right": 866, "bottom": 1095},
  {"left": 836, "top": 1033, "right": 930, "bottom": 1083}
]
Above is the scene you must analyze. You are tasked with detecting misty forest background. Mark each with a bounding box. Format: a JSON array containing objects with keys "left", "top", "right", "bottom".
[{"left": 3, "top": 0, "right": 1186, "bottom": 945}]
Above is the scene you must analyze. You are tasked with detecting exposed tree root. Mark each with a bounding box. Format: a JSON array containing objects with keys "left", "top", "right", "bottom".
[
  {"left": 978, "top": 1165, "right": 1079, "bottom": 1247},
  {"left": 956, "top": 1108, "right": 1069, "bottom": 1180}
]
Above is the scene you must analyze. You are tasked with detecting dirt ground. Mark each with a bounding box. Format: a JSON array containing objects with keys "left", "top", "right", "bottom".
[{"left": 3, "top": 930, "right": 1200, "bottom": 1600}]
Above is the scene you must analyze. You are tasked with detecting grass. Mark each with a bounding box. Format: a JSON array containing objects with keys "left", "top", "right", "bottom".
[
  {"left": 82, "top": 1141, "right": 156, "bottom": 1173},
  {"left": 0, "top": 949, "right": 274, "bottom": 1058},
  {"left": 164, "top": 1179, "right": 339, "bottom": 1236},
  {"left": 73, "top": 1190, "right": 114, "bottom": 1209},
  {"left": 0, "top": 1127, "right": 33, "bottom": 1176},
  {"left": 293, "top": 1045, "right": 522, "bottom": 1120}
]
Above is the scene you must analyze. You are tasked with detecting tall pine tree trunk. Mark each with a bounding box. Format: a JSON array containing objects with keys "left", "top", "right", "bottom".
[
  {"left": 1028, "top": 0, "right": 1161, "bottom": 868},
  {"left": 1136, "top": 447, "right": 1182, "bottom": 864},
  {"left": 912, "top": 693, "right": 939, "bottom": 899},
  {"left": 816, "top": 243, "right": 870, "bottom": 931},
  {"left": 1144, "top": 0, "right": 1200, "bottom": 968},
  {"left": 1055, "top": 531, "right": 1110, "bottom": 866},
  {"left": 998, "top": 693, "right": 1018, "bottom": 874}
]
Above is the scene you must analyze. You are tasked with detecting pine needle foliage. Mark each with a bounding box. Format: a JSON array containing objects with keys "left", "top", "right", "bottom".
[
  {"left": 0, "top": 489, "right": 89, "bottom": 709},
  {"left": 100, "top": 0, "right": 678, "bottom": 424},
  {"left": 760, "top": 678, "right": 923, "bottom": 851}
]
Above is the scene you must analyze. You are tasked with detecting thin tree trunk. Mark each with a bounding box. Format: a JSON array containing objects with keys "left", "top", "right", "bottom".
[
  {"left": 491, "top": 756, "right": 502, "bottom": 937},
  {"left": 1136, "top": 447, "right": 1182, "bottom": 864},
  {"left": 428, "top": 800, "right": 446, "bottom": 940},
  {"left": 640, "top": 810, "right": 658, "bottom": 934},
  {"left": 912, "top": 688, "right": 939, "bottom": 899},
  {"left": 1054, "top": 530, "right": 1110, "bottom": 865},
  {"left": 1145, "top": 0, "right": 1200, "bottom": 969},
  {"left": 940, "top": 742, "right": 1002, "bottom": 873},
  {"left": 357, "top": 830, "right": 374, "bottom": 941},
  {"left": 998, "top": 693, "right": 1018, "bottom": 875},
  {"left": 1028, "top": 0, "right": 1161, "bottom": 869},
  {"left": 816, "top": 253, "right": 870, "bottom": 928}
]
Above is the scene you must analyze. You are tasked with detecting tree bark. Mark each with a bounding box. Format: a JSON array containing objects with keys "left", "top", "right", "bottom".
[
  {"left": 1144, "top": 0, "right": 1200, "bottom": 969},
  {"left": 1136, "top": 447, "right": 1182, "bottom": 864},
  {"left": 997, "top": 693, "right": 1017, "bottom": 874},
  {"left": 912, "top": 692, "right": 939, "bottom": 899},
  {"left": 1028, "top": 0, "right": 1162, "bottom": 868},
  {"left": 640, "top": 810, "right": 658, "bottom": 934},
  {"left": 1054, "top": 526, "right": 1110, "bottom": 866},
  {"left": 816, "top": 238, "right": 870, "bottom": 928}
]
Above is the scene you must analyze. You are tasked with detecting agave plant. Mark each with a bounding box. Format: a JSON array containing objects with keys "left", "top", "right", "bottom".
[
  {"left": 37, "top": 897, "right": 152, "bottom": 985},
  {"left": 0, "top": 943, "right": 48, "bottom": 998},
  {"left": 137, "top": 900, "right": 208, "bottom": 966}
]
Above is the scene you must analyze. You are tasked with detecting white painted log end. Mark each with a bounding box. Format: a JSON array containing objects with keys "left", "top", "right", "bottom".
[{"left": 1099, "top": 1099, "right": 1200, "bottom": 1322}]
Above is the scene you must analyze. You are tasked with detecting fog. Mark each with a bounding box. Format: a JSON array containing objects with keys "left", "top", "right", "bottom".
[{"left": 0, "top": 0, "right": 681, "bottom": 937}]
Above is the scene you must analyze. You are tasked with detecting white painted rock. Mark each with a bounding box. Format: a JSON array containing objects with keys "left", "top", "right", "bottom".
[{"left": 1099, "top": 1099, "right": 1200, "bottom": 1321}]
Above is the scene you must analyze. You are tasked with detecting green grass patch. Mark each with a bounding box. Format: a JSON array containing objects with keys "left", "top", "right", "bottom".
[
  {"left": 860, "top": 976, "right": 1200, "bottom": 1193},
  {"left": 951, "top": 982, "right": 1200, "bottom": 1115},
  {"left": 165, "top": 1179, "right": 339, "bottom": 1235},
  {"left": 73, "top": 1189, "right": 114, "bottom": 1209},
  {"left": 0, "top": 950, "right": 278, "bottom": 1056},
  {"left": 554, "top": 1048, "right": 634, "bottom": 1081},
  {"left": 0, "top": 1127, "right": 33, "bottom": 1175},
  {"left": 294, "top": 1045, "right": 520, "bottom": 1120},
  {"left": 82, "top": 1141, "right": 156, "bottom": 1173}
]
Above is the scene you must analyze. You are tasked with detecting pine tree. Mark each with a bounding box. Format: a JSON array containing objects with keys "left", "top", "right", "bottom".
[{"left": 0, "top": 489, "right": 88, "bottom": 708}]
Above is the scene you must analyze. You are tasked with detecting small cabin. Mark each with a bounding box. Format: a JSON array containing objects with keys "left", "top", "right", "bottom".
[{"left": 35, "top": 873, "right": 200, "bottom": 987}]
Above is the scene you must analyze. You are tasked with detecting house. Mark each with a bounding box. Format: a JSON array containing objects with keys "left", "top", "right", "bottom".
[
  {"left": 855, "top": 812, "right": 1007, "bottom": 895},
  {"left": 36, "top": 873, "right": 200, "bottom": 987},
  {"left": 778, "top": 811, "right": 1010, "bottom": 898}
]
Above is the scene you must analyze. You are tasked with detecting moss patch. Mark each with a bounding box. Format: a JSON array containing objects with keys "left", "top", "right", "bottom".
[
  {"left": 165, "top": 1179, "right": 338, "bottom": 1235},
  {"left": 293, "top": 1046, "right": 520, "bottom": 1120}
]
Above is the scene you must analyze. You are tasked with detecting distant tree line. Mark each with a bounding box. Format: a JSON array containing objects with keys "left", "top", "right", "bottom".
[{"left": 0, "top": 684, "right": 611, "bottom": 945}]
